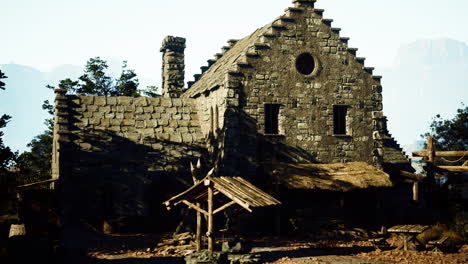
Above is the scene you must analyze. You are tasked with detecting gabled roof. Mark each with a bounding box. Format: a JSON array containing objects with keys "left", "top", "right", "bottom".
[
  {"left": 272, "top": 162, "right": 392, "bottom": 192},
  {"left": 164, "top": 176, "right": 281, "bottom": 212},
  {"left": 182, "top": 24, "right": 270, "bottom": 98}
]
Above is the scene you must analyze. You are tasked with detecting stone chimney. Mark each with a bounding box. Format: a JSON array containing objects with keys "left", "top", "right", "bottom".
[{"left": 160, "top": 36, "right": 186, "bottom": 98}]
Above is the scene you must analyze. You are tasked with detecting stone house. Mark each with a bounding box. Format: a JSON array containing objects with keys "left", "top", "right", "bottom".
[{"left": 52, "top": 0, "right": 413, "bottom": 231}]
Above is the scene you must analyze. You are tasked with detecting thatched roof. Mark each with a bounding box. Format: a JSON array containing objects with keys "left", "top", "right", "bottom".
[{"left": 272, "top": 162, "right": 392, "bottom": 192}]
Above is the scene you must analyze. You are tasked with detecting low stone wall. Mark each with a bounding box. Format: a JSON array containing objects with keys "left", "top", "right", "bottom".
[{"left": 53, "top": 90, "right": 208, "bottom": 231}]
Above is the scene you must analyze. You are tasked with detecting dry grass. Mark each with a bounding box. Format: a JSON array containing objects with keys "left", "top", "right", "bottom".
[{"left": 417, "top": 224, "right": 464, "bottom": 247}]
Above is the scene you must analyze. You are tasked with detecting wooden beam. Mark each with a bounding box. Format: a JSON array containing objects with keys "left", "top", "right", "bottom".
[
  {"left": 16, "top": 178, "right": 58, "bottom": 189},
  {"left": 399, "top": 170, "right": 424, "bottom": 182},
  {"left": 437, "top": 166, "right": 468, "bottom": 172},
  {"left": 213, "top": 201, "right": 236, "bottom": 215},
  {"left": 207, "top": 182, "right": 214, "bottom": 252},
  {"left": 181, "top": 200, "right": 209, "bottom": 216},
  {"left": 412, "top": 150, "right": 468, "bottom": 157},
  {"left": 412, "top": 182, "right": 419, "bottom": 202},
  {"left": 427, "top": 136, "right": 434, "bottom": 163},
  {"left": 196, "top": 203, "right": 202, "bottom": 251}
]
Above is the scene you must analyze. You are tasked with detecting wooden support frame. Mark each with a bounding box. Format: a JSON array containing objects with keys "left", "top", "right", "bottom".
[
  {"left": 207, "top": 180, "right": 214, "bottom": 252},
  {"left": 411, "top": 136, "right": 468, "bottom": 182},
  {"left": 16, "top": 178, "right": 58, "bottom": 189},
  {"left": 164, "top": 170, "right": 281, "bottom": 253},
  {"left": 214, "top": 201, "right": 236, "bottom": 215},
  {"left": 181, "top": 200, "right": 209, "bottom": 216},
  {"left": 412, "top": 150, "right": 468, "bottom": 157}
]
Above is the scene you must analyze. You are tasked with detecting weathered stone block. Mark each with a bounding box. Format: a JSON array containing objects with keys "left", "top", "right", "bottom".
[
  {"left": 81, "top": 96, "right": 94, "bottom": 105},
  {"left": 145, "top": 119, "right": 158, "bottom": 127},
  {"left": 134, "top": 97, "right": 148, "bottom": 106},
  {"left": 161, "top": 99, "right": 173, "bottom": 107},
  {"left": 100, "top": 119, "right": 110, "bottom": 127},
  {"left": 122, "top": 119, "right": 136, "bottom": 126},
  {"left": 170, "top": 133, "right": 182, "bottom": 143},
  {"left": 135, "top": 114, "right": 151, "bottom": 121},
  {"left": 147, "top": 97, "right": 161, "bottom": 106},
  {"left": 100, "top": 106, "right": 111, "bottom": 113},
  {"left": 118, "top": 97, "right": 133, "bottom": 105},
  {"left": 125, "top": 105, "right": 136, "bottom": 113},
  {"left": 106, "top": 97, "right": 117, "bottom": 105},
  {"left": 135, "top": 121, "right": 145, "bottom": 128},
  {"left": 94, "top": 97, "right": 106, "bottom": 106},
  {"left": 125, "top": 132, "right": 139, "bottom": 142}
]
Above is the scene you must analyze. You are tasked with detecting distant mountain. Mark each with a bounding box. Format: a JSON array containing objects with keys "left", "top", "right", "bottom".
[
  {"left": 45, "top": 64, "right": 82, "bottom": 83},
  {"left": 0, "top": 64, "right": 52, "bottom": 152},
  {"left": 394, "top": 38, "right": 468, "bottom": 66},
  {"left": 381, "top": 38, "right": 468, "bottom": 146}
]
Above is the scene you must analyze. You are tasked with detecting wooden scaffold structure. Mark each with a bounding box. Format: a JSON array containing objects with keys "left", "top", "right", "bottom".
[{"left": 163, "top": 162, "right": 281, "bottom": 252}]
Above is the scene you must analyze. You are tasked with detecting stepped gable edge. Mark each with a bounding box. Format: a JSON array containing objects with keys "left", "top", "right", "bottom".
[{"left": 182, "top": 0, "right": 383, "bottom": 99}]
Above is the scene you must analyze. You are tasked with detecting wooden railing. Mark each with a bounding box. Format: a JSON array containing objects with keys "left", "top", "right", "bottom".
[{"left": 412, "top": 136, "right": 468, "bottom": 173}]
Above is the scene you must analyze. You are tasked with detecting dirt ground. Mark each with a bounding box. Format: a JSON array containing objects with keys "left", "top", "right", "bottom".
[{"left": 85, "top": 233, "right": 468, "bottom": 264}]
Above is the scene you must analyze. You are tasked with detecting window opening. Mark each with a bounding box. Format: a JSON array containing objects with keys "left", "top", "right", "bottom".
[
  {"left": 295, "top": 53, "right": 315, "bottom": 75},
  {"left": 265, "top": 104, "right": 280, "bottom": 134},
  {"left": 333, "top": 105, "right": 347, "bottom": 135}
]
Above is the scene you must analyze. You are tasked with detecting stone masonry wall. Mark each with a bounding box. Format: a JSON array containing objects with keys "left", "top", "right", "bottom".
[
  {"left": 226, "top": 0, "right": 383, "bottom": 167},
  {"left": 53, "top": 89, "right": 206, "bottom": 231}
]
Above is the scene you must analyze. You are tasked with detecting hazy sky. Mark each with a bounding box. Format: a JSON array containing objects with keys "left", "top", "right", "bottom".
[
  {"left": 2, "top": 0, "right": 468, "bottom": 81},
  {"left": 1, "top": 0, "right": 467, "bottom": 151}
]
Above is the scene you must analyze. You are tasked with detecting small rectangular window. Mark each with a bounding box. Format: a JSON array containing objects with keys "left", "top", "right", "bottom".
[
  {"left": 265, "top": 104, "right": 280, "bottom": 134},
  {"left": 333, "top": 105, "right": 347, "bottom": 135}
]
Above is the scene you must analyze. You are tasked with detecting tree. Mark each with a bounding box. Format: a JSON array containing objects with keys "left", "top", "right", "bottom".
[
  {"left": 0, "top": 70, "right": 16, "bottom": 171},
  {"left": 58, "top": 57, "right": 140, "bottom": 96},
  {"left": 142, "top": 85, "right": 161, "bottom": 97},
  {"left": 422, "top": 104, "right": 468, "bottom": 151},
  {"left": 15, "top": 101, "right": 54, "bottom": 185},
  {"left": 15, "top": 57, "right": 142, "bottom": 184}
]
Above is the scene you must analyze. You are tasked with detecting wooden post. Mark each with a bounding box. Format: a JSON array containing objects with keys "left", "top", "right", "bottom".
[
  {"left": 207, "top": 179, "right": 214, "bottom": 252},
  {"left": 196, "top": 208, "right": 202, "bottom": 251},
  {"left": 427, "top": 136, "right": 435, "bottom": 182},
  {"left": 427, "top": 136, "right": 434, "bottom": 163},
  {"left": 214, "top": 105, "right": 219, "bottom": 138},
  {"left": 412, "top": 182, "right": 419, "bottom": 201},
  {"left": 210, "top": 106, "right": 214, "bottom": 135}
]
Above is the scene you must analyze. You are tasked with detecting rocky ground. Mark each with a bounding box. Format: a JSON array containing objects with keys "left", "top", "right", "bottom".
[{"left": 86, "top": 233, "right": 468, "bottom": 264}]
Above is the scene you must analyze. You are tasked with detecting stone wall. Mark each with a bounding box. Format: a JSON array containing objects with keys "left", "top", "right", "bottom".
[
  {"left": 223, "top": 0, "right": 383, "bottom": 173},
  {"left": 52, "top": 89, "right": 206, "bottom": 231}
]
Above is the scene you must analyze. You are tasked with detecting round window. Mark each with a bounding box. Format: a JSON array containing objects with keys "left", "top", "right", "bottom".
[{"left": 295, "top": 53, "right": 315, "bottom": 75}]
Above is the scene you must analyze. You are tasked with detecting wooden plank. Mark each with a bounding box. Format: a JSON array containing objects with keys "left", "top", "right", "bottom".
[
  {"left": 226, "top": 178, "right": 269, "bottom": 207},
  {"left": 16, "top": 178, "right": 57, "bottom": 189},
  {"left": 212, "top": 181, "right": 252, "bottom": 212},
  {"left": 214, "top": 178, "right": 261, "bottom": 207},
  {"left": 412, "top": 150, "right": 468, "bottom": 157},
  {"left": 218, "top": 177, "right": 264, "bottom": 207},
  {"left": 214, "top": 201, "right": 236, "bottom": 215},
  {"left": 437, "top": 166, "right": 468, "bottom": 172},
  {"left": 234, "top": 177, "right": 281, "bottom": 205},
  {"left": 181, "top": 200, "right": 209, "bottom": 217},
  {"left": 388, "top": 225, "right": 404, "bottom": 232}
]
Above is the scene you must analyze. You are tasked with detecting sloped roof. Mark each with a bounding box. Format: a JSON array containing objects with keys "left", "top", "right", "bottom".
[
  {"left": 182, "top": 23, "right": 271, "bottom": 98},
  {"left": 272, "top": 162, "right": 392, "bottom": 192},
  {"left": 164, "top": 176, "right": 281, "bottom": 212}
]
